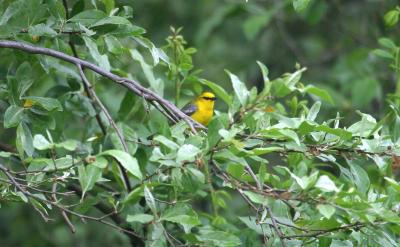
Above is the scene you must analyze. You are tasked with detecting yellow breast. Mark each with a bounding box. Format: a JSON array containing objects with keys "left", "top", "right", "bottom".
[
  {"left": 190, "top": 100, "right": 214, "bottom": 126},
  {"left": 190, "top": 108, "right": 213, "bottom": 126}
]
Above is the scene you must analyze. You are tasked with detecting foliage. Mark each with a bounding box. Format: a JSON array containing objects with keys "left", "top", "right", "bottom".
[{"left": 0, "top": 1, "right": 400, "bottom": 247}]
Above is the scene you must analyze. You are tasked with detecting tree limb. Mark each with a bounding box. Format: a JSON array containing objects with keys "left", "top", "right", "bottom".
[{"left": 0, "top": 40, "right": 205, "bottom": 132}]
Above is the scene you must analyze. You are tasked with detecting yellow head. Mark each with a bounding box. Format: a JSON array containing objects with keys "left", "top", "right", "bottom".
[
  {"left": 191, "top": 92, "right": 216, "bottom": 126},
  {"left": 195, "top": 92, "right": 216, "bottom": 110},
  {"left": 196, "top": 92, "right": 216, "bottom": 103}
]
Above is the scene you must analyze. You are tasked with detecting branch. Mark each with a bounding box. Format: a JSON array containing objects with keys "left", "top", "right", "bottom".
[
  {"left": 59, "top": 0, "right": 131, "bottom": 190},
  {"left": 0, "top": 40, "right": 205, "bottom": 132},
  {"left": 77, "top": 65, "right": 132, "bottom": 191},
  {"left": 0, "top": 142, "right": 16, "bottom": 153},
  {"left": 62, "top": 0, "right": 107, "bottom": 136},
  {"left": 282, "top": 222, "right": 368, "bottom": 239},
  {"left": 67, "top": 184, "right": 144, "bottom": 246},
  {"left": 20, "top": 29, "right": 84, "bottom": 35},
  {"left": 52, "top": 183, "right": 76, "bottom": 233}
]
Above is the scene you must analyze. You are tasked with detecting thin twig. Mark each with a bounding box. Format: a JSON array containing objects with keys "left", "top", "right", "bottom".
[
  {"left": 69, "top": 42, "right": 107, "bottom": 135},
  {"left": 243, "top": 163, "right": 287, "bottom": 247},
  {"left": 77, "top": 65, "right": 132, "bottom": 191},
  {"left": 0, "top": 142, "right": 16, "bottom": 153},
  {"left": 0, "top": 164, "right": 144, "bottom": 243},
  {"left": 265, "top": 206, "right": 287, "bottom": 247},
  {"left": 52, "top": 183, "right": 76, "bottom": 233},
  {"left": 60, "top": 1, "right": 129, "bottom": 190},
  {"left": 282, "top": 222, "right": 368, "bottom": 239}
]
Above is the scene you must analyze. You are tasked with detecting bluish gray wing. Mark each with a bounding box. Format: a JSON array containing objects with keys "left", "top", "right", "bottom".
[{"left": 181, "top": 103, "right": 197, "bottom": 116}]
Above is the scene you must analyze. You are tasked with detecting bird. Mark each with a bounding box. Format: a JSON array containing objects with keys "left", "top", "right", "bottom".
[{"left": 181, "top": 92, "right": 216, "bottom": 126}]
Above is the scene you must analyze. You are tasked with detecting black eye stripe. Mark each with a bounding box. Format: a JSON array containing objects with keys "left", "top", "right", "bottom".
[{"left": 202, "top": 96, "right": 216, "bottom": 101}]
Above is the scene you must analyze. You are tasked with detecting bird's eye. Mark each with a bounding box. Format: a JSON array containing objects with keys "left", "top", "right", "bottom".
[{"left": 202, "top": 96, "right": 217, "bottom": 101}]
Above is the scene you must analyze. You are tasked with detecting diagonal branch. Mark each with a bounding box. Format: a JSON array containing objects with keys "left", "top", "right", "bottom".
[
  {"left": 52, "top": 183, "right": 76, "bottom": 233},
  {"left": 0, "top": 40, "right": 205, "bottom": 132},
  {"left": 62, "top": 0, "right": 107, "bottom": 136},
  {"left": 77, "top": 65, "right": 132, "bottom": 191},
  {"left": 58, "top": 0, "right": 131, "bottom": 190}
]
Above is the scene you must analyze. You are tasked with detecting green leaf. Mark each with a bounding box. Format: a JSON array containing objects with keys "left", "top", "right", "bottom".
[
  {"left": 317, "top": 125, "right": 352, "bottom": 140},
  {"left": 123, "top": 185, "right": 144, "bottom": 205},
  {"left": 28, "top": 24, "right": 57, "bottom": 37},
  {"left": 91, "top": 16, "right": 131, "bottom": 27},
  {"left": 384, "top": 177, "right": 400, "bottom": 192},
  {"left": 105, "top": 35, "right": 124, "bottom": 55},
  {"left": 33, "top": 134, "right": 52, "bottom": 150},
  {"left": 53, "top": 156, "right": 76, "bottom": 170},
  {"left": 238, "top": 216, "right": 264, "bottom": 234},
  {"left": 101, "top": 0, "right": 115, "bottom": 14},
  {"left": 176, "top": 144, "right": 201, "bottom": 163},
  {"left": 348, "top": 112, "right": 377, "bottom": 137},
  {"left": 82, "top": 36, "right": 111, "bottom": 71},
  {"left": 132, "top": 36, "right": 169, "bottom": 66},
  {"left": 22, "top": 96, "right": 62, "bottom": 111},
  {"left": 127, "top": 214, "right": 154, "bottom": 224},
  {"left": 154, "top": 135, "right": 179, "bottom": 150},
  {"left": 78, "top": 165, "right": 102, "bottom": 199},
  {"left": 0, "top": 151, "right": 13, "bottom": 157},
  {"left": 90, "top": 156, "right": 107, "bottom": 169},
  {"left": 55, "top": 140, "right": 79, "bottom": 151},
  {"left": 226, "top": 70, "right": 249, "bottom": 106},
  {"left": 384, "top": 10, "right": 399, "bottom": 27},
  {"left": 100, "top": 150, "right": 142, "bottom": 179},
  {"left": 144, "top": 186, "right": 157, "bottom": 214},
  {"left": 256, "top": 61, "right": 271, "bottom": 95},
  {"left": 199, "top": 79, "right": 232, "bottom": 105},
  {"left": 279, "top": 166, "right": 315, "bottom": 190},
  {"left": 160, "top": 204, "right": 200, "bottom": 232},
  {"left": 130, "top": 49, "right": 163, "bottom": 96},
  {"left": 69, "top": 9, "right": 107, "bottom": 25},
  {"left": 271, "top": 78, "right": 292, "bottom": 97},
  {"left": 197, "top": 229, "right": 241, "bottom": 247},
  {"left": 16, "top": 123, "right": 34, "bottom": 157},
  {"left": 207, "top": 115, "right": 227, "bottom": 147},
  {"left": 315, "top": 175, "right": 339, "bottom": 192},
  {"left": 349, "top": 162, "right": 370, "bottom": 195},
  {"left": 15, "top": 61, "right": 34, "bottom": 98},
  {"left": 330, "top": 240, "right": 353, "bottom": 247},
  {"left": 317, "top": 204, "right": 336, "bottom": 219},
  {"left": 4, "top": 105, "right": 24, "bottom": 128},
  {"left": 250, "top": 147, "right": 284, "bottom": 155},
  {"left": 0, "top": 0, "right": 24, "bottom": 25},
  {"left": 0, "top": 25, "right": 19, "bottom": 38},
  {"left": 110, "top": 123, "right": 138, "bottom": 154},
  {"left": 278, "top": 129, "right": 300, "bottom": 146},
  {"left": 372, "top": 49, "right": 394, "bottom": 59},
  {"left": 298, "top": 121, "right": 353, "bottom": 140},
  {"left": 303, "top": 85, "right": 334, "bottom": 104},
  {"left": 378, "top": 37, "right": 397, "bottom": 50},
  {"left": 307, "top": 101, "right": 321, "bottom": 121},
  {"left": 285, "top": 68, "right": 304, "bottom": 88},
  {"left": 293, "top": 0, "right": 311, "bottom": 13},
  {"left": 243, "top": 191, "right": 268, "bottom": 205},
  {"left": 227, "top": 163, "right": 245, "bottom": 178}
]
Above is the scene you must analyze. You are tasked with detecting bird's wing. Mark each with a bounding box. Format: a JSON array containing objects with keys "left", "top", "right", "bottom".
[{"left": 181, "top": 103, "right": 197, "bottom": 116}]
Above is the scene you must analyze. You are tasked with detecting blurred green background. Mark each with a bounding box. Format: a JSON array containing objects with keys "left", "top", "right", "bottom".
[
  {"left": 1, "top": 0, "right": 400, "bottom": 246},
  {"left": 132, "top": 0, "right": 398, "bottom": 121}
]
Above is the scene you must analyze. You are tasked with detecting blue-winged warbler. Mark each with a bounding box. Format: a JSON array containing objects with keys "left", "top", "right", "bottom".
[{"left": 181, "top": 92, "right": 216, "bottom": 126}]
